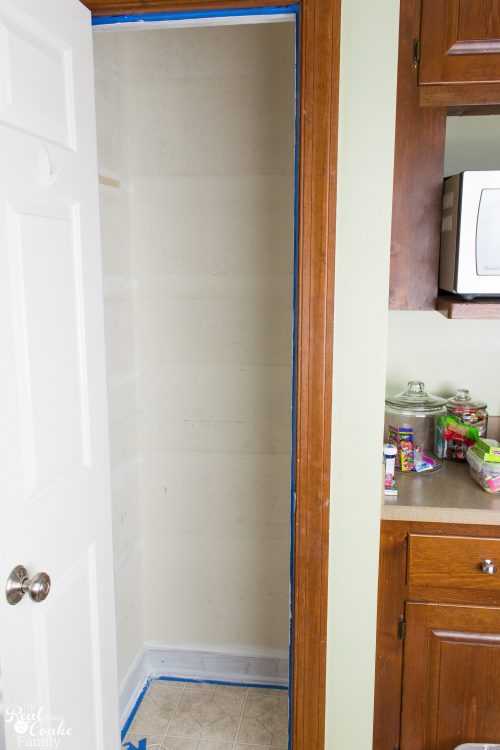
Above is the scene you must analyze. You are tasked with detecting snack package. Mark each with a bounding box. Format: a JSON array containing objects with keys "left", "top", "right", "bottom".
[
  {"left": 388, "top": 425, "right": 400, "bottom": 469},
  {"left": 399, "top": 428, "right": 415, "bottom": 472}
]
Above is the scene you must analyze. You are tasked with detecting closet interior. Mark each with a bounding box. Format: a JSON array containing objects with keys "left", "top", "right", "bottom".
[{"left": 93, "top": 15, "right": 296, "bottom": 747}]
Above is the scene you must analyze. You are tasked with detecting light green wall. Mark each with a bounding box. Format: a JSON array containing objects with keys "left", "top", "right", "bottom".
[
  {"left": 444, "top": 114, "right": 500, "bottom": 176},
  {"left": 387, "top": 312, "right": 500, "bottom": 414},
  {"left": 325, "top": 1, "right": 400, "bottom": 747}
]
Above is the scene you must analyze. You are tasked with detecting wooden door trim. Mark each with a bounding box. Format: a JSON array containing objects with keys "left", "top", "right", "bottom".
[{"left": 86, "top": 3, "right": 340, "bottom": 747}]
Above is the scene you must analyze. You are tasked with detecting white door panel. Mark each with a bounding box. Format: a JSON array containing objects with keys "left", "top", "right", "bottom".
[{"left": 0, "top": 2, "right": 119, "bottom": 749}]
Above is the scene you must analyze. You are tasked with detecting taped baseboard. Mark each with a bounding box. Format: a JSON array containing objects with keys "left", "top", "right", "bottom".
[
  {"left": 119, "top": 645, "right": 149, "bottom": 728},
  {"left": 119, "top": 643, "right": 289, "bottom": 727}
]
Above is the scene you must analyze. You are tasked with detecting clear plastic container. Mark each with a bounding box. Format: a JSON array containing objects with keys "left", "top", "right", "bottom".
[
  {"left": 466, "top": 448, "right": 500, "bottom": 493},
  {"left": 385, "top": 381, "right": 446, "bottom": 474},
  {"left": 443, "top": 388, "right": 488, "bottom": 462},
  {"left": 455, "top": 745, "right": 500, "bottom": 749}
]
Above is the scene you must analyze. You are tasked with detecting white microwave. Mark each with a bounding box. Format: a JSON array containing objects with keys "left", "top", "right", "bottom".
[{"left": 439, "top": 170, "right": 500, "bottom": 298}]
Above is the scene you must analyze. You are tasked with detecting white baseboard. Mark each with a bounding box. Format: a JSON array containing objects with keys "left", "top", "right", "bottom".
[
  {"left": 119, "top": 645, "right": 149, "bottom": 728},
  {"left": 119, "top": 643, "right": 289, "bottom": 728}
]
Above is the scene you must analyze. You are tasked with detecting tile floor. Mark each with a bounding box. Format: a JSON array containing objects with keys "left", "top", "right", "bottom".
[{"left": 123, "top": 680, "right": 289, "bottom": 750}]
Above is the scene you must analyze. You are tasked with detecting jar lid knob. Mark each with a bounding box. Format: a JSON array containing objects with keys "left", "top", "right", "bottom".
[
  {"left": 407, "top": 380, "right": 425, "bottom": 393},
  {"left": 456, "top": 388, "right": 470, "bottom": 401}
]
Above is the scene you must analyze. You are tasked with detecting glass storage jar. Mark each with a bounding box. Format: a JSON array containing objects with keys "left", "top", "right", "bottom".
[
  {"left": 443, "top": 388, "right": 488, "bottom": 462},
  {"left": 385, "top": 380, "right": 446, "bottom": 473}
]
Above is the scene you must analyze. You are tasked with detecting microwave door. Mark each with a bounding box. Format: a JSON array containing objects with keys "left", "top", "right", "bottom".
[{"left": 476, "top": 188, "right": 500, "bottom": 276}]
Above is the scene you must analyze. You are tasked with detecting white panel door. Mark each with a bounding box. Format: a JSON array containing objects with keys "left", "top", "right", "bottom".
[{"left": 0, "top": 1, "right": 120, "bottom": 749}]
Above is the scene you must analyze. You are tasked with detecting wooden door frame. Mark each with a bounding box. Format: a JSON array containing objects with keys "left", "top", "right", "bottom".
[{"left": 85, "top": 2, "right": 340, "bottom": 747}]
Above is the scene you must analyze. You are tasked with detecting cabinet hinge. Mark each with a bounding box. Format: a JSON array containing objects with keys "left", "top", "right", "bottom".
[
  {"left": 413, "top": 38, "right": 420, "bottom": 69},
  {"left": 397, "top": 615, "right": 406, "bottom": 640}
]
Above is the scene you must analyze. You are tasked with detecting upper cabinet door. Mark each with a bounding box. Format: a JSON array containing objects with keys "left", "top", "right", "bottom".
[{"left": 419, "top": 0, "right": 500, "bottom": 105}]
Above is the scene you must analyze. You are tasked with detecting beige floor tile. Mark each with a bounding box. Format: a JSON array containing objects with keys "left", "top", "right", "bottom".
[
  {"left": 212, "top": 690, "right": 245, "bottom": 716},
  {"left": 271, "top": 728, "right": 288, "bottom": 748},
  {"left": 130, "top": 705, "right": 174, "bottom": 734},
  {"left": 243, "top": 694, "right": 286, "bottom": 719},
  {"left": 236, "top": 716, "right": 272, "bottom": 746},
  {"left": 200, "top": 714, "right": 239, "bottom": 742},
  {"left": 247, "top": 687, "right": 287, "bottom": 696},
  {"left": 161, "top": 739, "right": 198, "bottom": 750},
  {"left": 258, "top": 706, "right": 288, "bottom": 734},
  {"left": 148, "top": 683, "right": 184, "bottom": 711},
  {"left": 155, "top": 680, "right": 187, "bottom": 689},
  {"left": 213, "top": 684, "right": 248, "bottom": 695},
  {"left": 190, "top": 700, "right": 226, "bottom": 727},
  {"left": 177, "top": 691, "right": 214, "bottom": 713},
  {"left": 125, "top": 683, "right": 288, "bottom": 750},
  {"left": 167, "top": 709, "right": 204, "bottom": 739},
  {"left": 184, "top": 682, "right": 217, "bottom": 692},
  {"left": 134, "top": 694, "right": 160, "bottom": 718}
]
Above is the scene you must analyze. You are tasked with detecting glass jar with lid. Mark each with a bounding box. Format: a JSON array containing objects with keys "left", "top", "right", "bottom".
[
  {"left": 385, "top": 380, "right": 446, "bottom": 473},
  {"left": 443, "top": 388, "right": 488, "bottom": 462}
]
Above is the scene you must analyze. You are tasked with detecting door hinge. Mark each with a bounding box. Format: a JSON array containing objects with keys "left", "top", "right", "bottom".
[
  {"left": 413, "top": 38, "right": 420, "bottom": 69},
  {"left": 397, "top": 614, "right": 406, "bottom": 640}
]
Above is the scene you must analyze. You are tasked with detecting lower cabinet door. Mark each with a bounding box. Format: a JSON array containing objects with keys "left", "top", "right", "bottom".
[{"left": 401, "top": 602, "right": 500, "bottom": 750}]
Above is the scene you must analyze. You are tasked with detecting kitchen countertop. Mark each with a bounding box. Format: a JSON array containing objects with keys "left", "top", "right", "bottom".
[{"left": 382, "top": 460, "right": 500, "bottom": 525}]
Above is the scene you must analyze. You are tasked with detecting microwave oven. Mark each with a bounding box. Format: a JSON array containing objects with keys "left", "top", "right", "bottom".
[{"left": 439, "top": 170, "right": 500, "bottom": 298}]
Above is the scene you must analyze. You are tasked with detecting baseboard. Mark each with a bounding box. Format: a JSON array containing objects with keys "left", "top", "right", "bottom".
[
  {"left": 119, "top": 643, "right": 289, "bottom": 728},
  {"left": 119, "top": 645, "right": 149, "bottom": 728},
  {"left": 144, "top": 643, "right": 289, "bottom": 686}
]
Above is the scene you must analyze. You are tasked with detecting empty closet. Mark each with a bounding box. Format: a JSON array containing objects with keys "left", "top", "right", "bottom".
[{"left": 93, "top": 14, "right": 296, "bottom": 737}]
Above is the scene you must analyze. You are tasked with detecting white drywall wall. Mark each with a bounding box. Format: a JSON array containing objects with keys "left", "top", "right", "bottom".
[
  {"left": 123, "top": 23, "right": 296, "bottom": 654},
  {"left": 93, "top": 33, "right": 144, "bottom": 685}
]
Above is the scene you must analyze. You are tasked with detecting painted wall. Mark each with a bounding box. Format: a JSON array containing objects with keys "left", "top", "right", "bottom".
[
  {"left": 327, "top": 15, "right": 500, "bottom": 748},
  {"left": 94, "top": 33, "right": 144, "bottom": 685},
  {"left": 387, "top": 114, "right": 500, "bottom": 414},
  {"left": 325, "top": 1, "right": 399, "bottom": 747},
  {"left": 122, "top": 23, "right": 295, "bottom": 655}
]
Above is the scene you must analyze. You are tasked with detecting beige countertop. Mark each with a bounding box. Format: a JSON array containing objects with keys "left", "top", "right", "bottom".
[{"left": 382, "top": 461, "right": 500, "bottom": 525}]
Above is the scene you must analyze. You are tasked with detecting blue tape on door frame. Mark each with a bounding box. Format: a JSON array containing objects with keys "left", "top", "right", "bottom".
[
  {"left": 288, "top": 12, "right": 300, "bottom": 750},
  {"left": 93, "top": 5, "right": 299, "bottom": 26}
]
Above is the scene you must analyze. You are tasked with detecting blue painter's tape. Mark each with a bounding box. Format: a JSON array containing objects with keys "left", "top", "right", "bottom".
[
  {"left": 157, "top": 675, "right": 287, "bottom": 689},
  {"left": 288, "top": 11, "right": 300, "bottom": 750},
  {"left": 120, "top": 677, "right": 152, "bottom": 741},
  {"left": 93, "top": 5, "right": 299, "bottom": 26}
]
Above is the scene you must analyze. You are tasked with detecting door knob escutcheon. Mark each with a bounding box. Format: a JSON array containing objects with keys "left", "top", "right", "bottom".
[{"left": 5, "top": 565, "right": 51, "bottom": 605}]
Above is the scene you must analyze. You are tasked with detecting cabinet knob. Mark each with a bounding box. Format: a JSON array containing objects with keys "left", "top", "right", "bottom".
[{"left": 481, "top": 559, "right": 497, "bottom": 575}]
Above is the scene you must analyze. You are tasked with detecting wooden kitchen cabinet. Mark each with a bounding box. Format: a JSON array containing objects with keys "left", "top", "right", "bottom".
[
  {"left": 401, "top": 602, "right": 500, "bottom": 749},
  {"left": 389, "top": 0, "right": 500, "bottom": 312},
  {"left": 374, "top": 521, "right": 500, "bottom": 750},
  {"left": 419, "top": 0, "right": 500, "bottom": 107}
]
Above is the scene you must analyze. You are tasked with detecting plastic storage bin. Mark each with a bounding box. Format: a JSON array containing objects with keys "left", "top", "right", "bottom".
[
  {"left": 454, "top": 745, "right": 500, "bottom": 749},
  {"left": 466, "top": 448, "right": 500, "bottom": 493}
]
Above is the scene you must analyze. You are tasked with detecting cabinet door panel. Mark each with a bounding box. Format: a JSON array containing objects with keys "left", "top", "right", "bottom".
[
  {"left": 401, "top": 602, "right": 500, "bottom": 749},
  {"left": 420, "top": 0, "right": 500, "bottom": 85}
]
